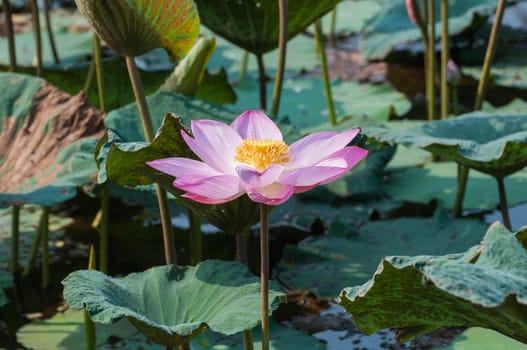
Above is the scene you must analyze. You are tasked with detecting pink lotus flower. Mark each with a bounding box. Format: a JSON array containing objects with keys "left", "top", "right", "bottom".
[{"left": 147, "top": 110, "right": 368, "bottom": 206}]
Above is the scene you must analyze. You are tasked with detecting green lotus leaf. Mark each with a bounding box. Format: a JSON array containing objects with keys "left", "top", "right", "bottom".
[
  {"left": 0, "top": 73, "right": 104, "bottom": 207},
  {"left": 437, "top": 327, "right": 527, "bottom": 350},
  {"left": 194, "top": 0, "right": 341, "bottom": 54},
  {"left": 360, "top": 0, "right": 497, "bottom": 60},
  {"left": 75, "top": 0, "right": 200, "bottom": 60},
  {"left": 63, "top": 260, "right": 285, "bottom": 347},
  {"left": 339, "top": 223, "right": 527, "bottom": 343},
  {"left": 276, "top": 210, "right": 487, "bottom": 297},
  {"left": 365, "top": 112, "right": 527, "bottom": 177}
]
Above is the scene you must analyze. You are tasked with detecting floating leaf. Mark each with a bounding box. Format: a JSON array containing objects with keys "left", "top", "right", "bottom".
[
  {"left": 360, "top": 0, "right": 496, "bottom": 60},
  {"left": 276, "top": 211, "right": 487, "bottom": 297},
  {"left": 339, "top": 223, "right": 527, "bottom": 343},
  {"left": 75, "top": 0, "right": 200, "bottom": 60},
  {"left": 195, "top": 0, "right": 340, "bottom": 54},
  {"left": 437, "top": 327, "right": 527, "bottom": 350},
  {"left": 63, "top": 260, "right": 285, "bottom": 347},
  {"left": 365, "top": 112, "right": 527, "bottom": 177},
  {"left": 0, "top": 73, "right": 104, "bottom": 207}
]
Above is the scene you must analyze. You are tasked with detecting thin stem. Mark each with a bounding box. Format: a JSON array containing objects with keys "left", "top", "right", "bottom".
[
  {"left": 427, "top": 0, "right": 436, "bottom": 121},
  {"left": 93, "top": 34, "right": 106, "bottom": 111},
  {"left": 188, "top": 209, "right": 202, "bottom": 265},
  {"left": 99, "top": 183, "right": 109, "bottom": 273},
  {"left": 440, "top": 0, "right": 449, "bottom": 119},
  {"left": 452, "top": 85, "right": 459, "bottom": 115},
  {"left": 42, "top": 0, "right": 59, "bottom": 64},
  {"left": 84, "top": 245, "right": 96, "bottom": 350},
  {"left": 453, "top": 164, "right": 469, "bottom": 217},
  {"left": 22, "top": 211, "right": 45, "bottom": 276},
  {"left": 256, "top": 54, "right": 267, "bottom": 110},
  {"left": 260, "top": 204, "right": 270, "bottom": 350},
  {"left": 496, "top": 177, "right": 512, "bottom": 231},
  {"left": 236, "top": 232, "right": 248, "bottom": 265},
  {"left": 314, "top": 20, "right": 337, "bottom": 126},
  {"left": 328, "top": 6, "right": 337, "bottom": 48},
  {"left": 9, "top": 205, "right": 20, "bottom": 273},
  {"left": 238, "top": 51, "right": 249, "bottom": 82},
  {"left": 125, "top": 55, "right": 177, "bottom": 265},
  {"left": 3, "top": 0, "right": 17, "bottom": 71},
  {"left": 29, "top": 0, "right": 43, "bottom": 76},
  {"left": 83, "top": 60, "right": 96, "bottom": 93},
  {"left": 412, "top": 0, "right": 429, "bottom": 47},
  {"left": 271, "top": 0, "right": 288, "bottom": 117},
  {"left": 41, "top": 206, "right": 50, "bottom": 288},
  {"left": 244, "top": 329, "right": 255, "bottom": 350},
  {"left": 474, "top": 0, "right": 507, "bottom": 111}
]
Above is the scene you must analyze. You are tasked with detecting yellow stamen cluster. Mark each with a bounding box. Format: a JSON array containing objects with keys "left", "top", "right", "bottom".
[{"left": 234, "top": 139, "right": 290, "bottom": 172}]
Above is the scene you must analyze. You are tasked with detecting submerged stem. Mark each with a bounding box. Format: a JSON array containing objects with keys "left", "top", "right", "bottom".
[
  {"left": 271, "top": 0, "right": 288, "bottom": 117},
  {"left": 314, "top": 20, "right": 337, "bottom": 126},
  {"left": 496, "top": 177, "right": 512, "bottom": 231},
  {"left": 29, "top": 0, "right": 43, "bottom": 76},
  {"left": 3, "top": 0, "right": 17, "bottom": 71},
  {"left": 256, "top": 54, "right": 267, "bottom": 110},
  {"left": 260, "top": 204, "right": 270, "bottom": 350},
  {"left": 125, "top": 55, "right": 176, "bottom": 265},
  {"left": 9, "top": 205, "right": 20, "bottom": 273},
  {"left": 440, "top": 0, "right": 449, "bottom": 119},
  {"left": 42, "top": 0, "right": 59, "bottom": 64},
  {"left": 474, "top": 0, "right": 506, "bottom": 110}
]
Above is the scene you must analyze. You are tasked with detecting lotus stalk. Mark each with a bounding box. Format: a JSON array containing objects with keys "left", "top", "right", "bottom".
[
  {"left": 29, "top": 0, "right": 43, "bottom": 76},
  {"left": 328, "top": 6, "right": 337, "bottom": 48},
  {"left": 41, "top": 206, "right": 50, "bottom": 288},
  {"left": 2, "top": 0, "right": 17, "bottom": 71},
  {"left": 238, "top": 51, "right": 250, "bottom": 83},
  {"left": 42, "top": 0, "right": 60, "bottom": 64},
  {"left": 496, "top": 177, "right": 512, "bottom": 230},
  {"left": 93, "top": 34, "right": 106, "bottom": 111},
  {"left": 9, "top": 205, "right": 20, "bottom": 273},
  {"left": 83, "top": 246, "right": 96, "bottom": 350},
  {"left": 314, "top": 20, "right": 337, "bottom": 126},
  {"left": 271, "top": 0, "right": 288, "bottom": 117},
  {"left": 256, "top": 54, "right": 267, "bottom": 110},
  {"left": 188, "top": 209, "right": 202, "bottom": 265},
  {"left": 427, "top": 0, "right": 436, "bottom": 121},
  {"left": 440, "top": 0, "right": 449, "bottom": 119},
  {"left": 22, "top": 210, "right": 46, "bottom": 276}
]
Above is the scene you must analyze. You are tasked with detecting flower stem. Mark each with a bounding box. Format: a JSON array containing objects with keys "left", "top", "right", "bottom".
[
  {"left": 99, "top": 183, "right": 109, "bottom": 273},
  {"left": 22, "top": 210, "right": 45, "bottom": 276},
  {"left": 188, "top": 209, "right": 202, "bottom": 265},
  {"left": 41, "top": 206, "right": 50, "bottom": 288},
  {"left": 9, "top": 205, "right": 20, "bottom": 273},
  {"left": 244, "top": 329, "right": 255, "bottom": 350},
  {"left": 83, "top": 60, "right": 96, "bottom": 93},
  {"left": 496, "top": 177, "right": 512, "bottom": 230},
  {"left": 42, "top": 0, "right": 59, "bottom": 64},
  {"left": 440, "top": 0, "right": 449, "bottom": 119},
  {"left": 314, "top": 20, "right": 337, "bottom": 126},
  {"left": 452, "top": 164, "right": 468, "bottom": 217},
  {"left": 93, "top": 34, "right": 106, "bottom": 111},
  {"left": 84, "top": 245, "right": 96, "bottom": 350},
  {"left": 328, "top": 6, "right": 337, "bottom": 48},
  {"left": 238, "top": 50, "right": 249, "bottom": 82},
  {"left": 29, "top": 0, "right": 43, "bottom": 76},
  {"left": 256, "top": 54, "right": 267, "bottom": 110},
  {"left": 236, "top": 229, "right": 255, "bottom": 350},
  {"left": 427, "top": 0, "right": 436, "bottom": 121},
  {"left": 2, "top": 0, "right": 17, "bottom": 71},
  {"left": 125, "top": 55, "right": 177, "bottom": 265},
  {"left": 473, "top": 0, "right": 506, "bottom": 110},
  {"left": 271, "top": 0, "right": 288, "bottom": 117},
  {"left": 260, "top": 203, "right": 270, "bottom": 350}
]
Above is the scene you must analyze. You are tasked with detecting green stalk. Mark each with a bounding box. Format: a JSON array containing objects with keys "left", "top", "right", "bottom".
[
  {"left": 256, "top": 54, "right": 267, "bottom": 110},
  {"left": 244, "top": 329, "right": 255, "bottom": 350},
  {"left": 328, "top": 6, "right": 337, "bottom": 48},
  {"left": 314, "top": 20, "right": 337, "bottom": 126},
  {"left": 29, "top": 0, "right": 43, "bottom": 76},
  {"left": 9, "top": 205, "right": 20, "bottom": 273},
  {"left": 496, "top": 177, "right": 512, "bottom": 231},
  {"left": 93, "top": 34, "right": 106, "bottom": 111},
  {"left": 2, "top": 0, "right": 17, "bottom": 71},
  {"left": 440, "top": 0, "right": 449, "bottom": 119},
  {"left": 83, "top": 60, "right": 96, "bottom": 93},
  {"left": 22, "top": 210, "right": 45, "bottom": 276},
  {"left": 188, "top": 209, "right": 202, "bottom": 265},
  {"left": 236, "top": 230, "right": 254, "bottom": 350},
  {"left": 473, "top": 0, "right": 507, "bottom": 110},
  {"left": 452, "top": 164, "right": 468, "bottom": 217},
  {"left": 84, "top": 245, "right": 96, "bottom": 350},
  {"left": 42, "top": 0, "right": 59, "bottom": 64},
  {"left": 238, "top": 51, "right": 249, "bottom": 82},
  {"left": 260, "top": 204, "right": 270, "bottom": 350},
  {"left": 99, "top": 183, "right": 109, "bottom": 273},
  {"left": 41, "top": 206, "right": 50, "bottom": 288},
  {"left": 427, "top": 0, "right": 436, "bottom": 121},
  {"left": 125, "top": 55, "right": 177, "bottom": 265},
  {"left": 271, "top": 0, "right": 288, "bottom": 117}
]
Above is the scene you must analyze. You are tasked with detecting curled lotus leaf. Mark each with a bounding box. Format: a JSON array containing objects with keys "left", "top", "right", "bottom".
[
  {"left": 194, "top": 0, "right": 340, "bottom": 54},
  {"left": 75, "top": 0, "right": 200, "bottom": 60},
  {"left": 62, "top": 260, "right": 285, "bottom": 347},
  {"left": 364, "top": 112, "right": 527, "bottom": 177},
  {"left": 339, "top": 223, "right": 527, "bottom": 343}
]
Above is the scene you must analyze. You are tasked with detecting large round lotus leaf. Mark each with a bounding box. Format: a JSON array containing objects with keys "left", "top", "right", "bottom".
[
  {"left": 437, "top": 327, "right": 527, "bottom": 350},
  {"left": 360, "top": 0, "right": 496, "bottom": 60},
  {"left": 365, "top": 112, "right": 527, "bottom": 177},
  {"left": 62, "top": 260, "right": 285, "bottom": 347},
  {"left": 194, "top": 0, "right": 340, "bottom": 54},
  {"left": 0, "top": 73, "right": 105, "bottom": 207},
  {"left": 276, "top": 210, "right": 487, "bottom": 297},
  {"left": 75, "top": 0, "right": 199, "bottom": 60},
  {"left": 339, "top": 223, "right": 527, "bottom": 343}
]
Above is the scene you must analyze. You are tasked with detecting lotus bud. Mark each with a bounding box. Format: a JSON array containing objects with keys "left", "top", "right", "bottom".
[
  {"left": 446, "top": 59, "right": 461, "bottom": 86},
  {"left": 405, "top": 0, "right": 419, "bottom": 25},
  {"left": 75, "top": 0, "right": 200, "bottom": 61}
]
